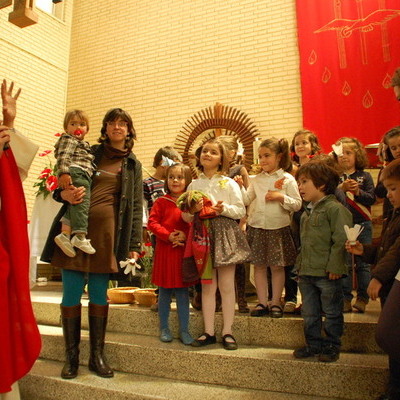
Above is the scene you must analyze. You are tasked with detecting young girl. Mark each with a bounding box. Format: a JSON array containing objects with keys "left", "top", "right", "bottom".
[
  {"left": 290, "top": 129, "right": 321, "bottom": 167},
  {"left": 333, "top": 137, "right": 375, "bottom": 313},
  {"left": 188, "top": 138, "right": 251, "bottom": 350},
  {"left": 147, "top": 163, "right": 194, "bottom": 345},
  {"left": 219, "top": 135, "right": 250, "bottom": 313},
  {"left": 376, "top": 127, "right": 400, "bottom": 220},
  {"left": 243, "top": 138, "right": 302, "bottom": 318}
]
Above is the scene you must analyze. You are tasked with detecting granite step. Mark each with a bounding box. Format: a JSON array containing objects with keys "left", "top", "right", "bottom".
[
  {"left": 38, "top": 325, "right": 388, "bottom": 400},
  {"left": 32, "top": 301, "right": 382, "bottom": 354},
  {"left": 21, "top": 359, "right": 345, "bottom": 400}
]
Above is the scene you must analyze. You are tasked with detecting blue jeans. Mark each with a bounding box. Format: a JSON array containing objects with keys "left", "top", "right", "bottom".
[
  {"left": 299, "top": 275, "right": 344, "bottom": 350},
  {"left": 342, "top": 220, "right": 372, "bottom": 302}
]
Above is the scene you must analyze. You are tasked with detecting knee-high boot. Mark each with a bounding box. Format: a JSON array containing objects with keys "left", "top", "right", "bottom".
[
  {"left": 60, "top": 304, "right": 81, "bottom": 379},
  {"left": 88, "top": 303, "right": 114, "bottom": 378},
  {"left": 235, "top": 264, "right": 249, "bottom": 313}
]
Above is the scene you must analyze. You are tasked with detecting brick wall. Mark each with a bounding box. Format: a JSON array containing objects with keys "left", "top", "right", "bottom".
[
  {"left": 68, "top": 0, "right": 303, "bottom": 177},
  {"left": 0, "top": 2, "right": 73, "bottom": 214}
]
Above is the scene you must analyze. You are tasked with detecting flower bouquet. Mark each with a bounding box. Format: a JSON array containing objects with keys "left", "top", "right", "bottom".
[{"left": 33, "top": 149, "right": 58, "bottom": 198}]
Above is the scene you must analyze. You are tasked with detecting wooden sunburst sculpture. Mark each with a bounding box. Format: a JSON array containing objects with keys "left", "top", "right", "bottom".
[{"left": 174, "top": 102, "right": 259, "bottom": 177}]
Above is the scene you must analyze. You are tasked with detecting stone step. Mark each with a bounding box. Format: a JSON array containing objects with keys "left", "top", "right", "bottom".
[
  {"left": 38, "top": 325, "right": 388, "bottom": 400},
  {"left": 32, "top": 301, "right": 381, "bottom": 354},
  {"left": 21, "top": 359, "right": 344, "bottom": 400}
]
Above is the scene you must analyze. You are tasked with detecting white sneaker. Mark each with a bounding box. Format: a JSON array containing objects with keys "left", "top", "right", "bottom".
[
  {"left": 71, "top": 235, "right": 96, "bottom": 254},
  {"left": 54, "top": 233, "right": 76, "bottom": 257}
]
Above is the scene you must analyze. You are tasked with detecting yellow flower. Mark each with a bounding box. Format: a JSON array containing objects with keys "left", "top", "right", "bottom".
[{"left": 218, "top": 179, "right": 229, "bottom": 189}]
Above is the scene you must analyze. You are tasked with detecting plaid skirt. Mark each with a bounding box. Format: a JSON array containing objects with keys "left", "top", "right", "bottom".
[
  {"left": 247, "top": 225, "right": 297, "bottom": 267},
  {"left": 208, "top": 216, "right": 252, "bottom": 267}
]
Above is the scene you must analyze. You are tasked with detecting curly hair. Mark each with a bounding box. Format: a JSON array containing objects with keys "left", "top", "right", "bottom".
[
  {"left": 332, "top": 137, "right": 369, "bottom": 170},
  {"left": 290, "top": 129, "right": 321, "bottom": 164},
  {"left": 98, "top": 108, "right": 136, "bottom": 151}
]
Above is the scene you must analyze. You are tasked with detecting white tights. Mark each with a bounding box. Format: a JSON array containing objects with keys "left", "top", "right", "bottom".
[
  {"left": 254, "top": 265, "right": 285, "bottom": 308},
  {"left": 201, "top": 265, "right": 236, "bottom": 337}
]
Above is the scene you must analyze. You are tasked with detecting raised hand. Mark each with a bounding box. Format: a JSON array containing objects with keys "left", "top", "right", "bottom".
[{"left": 1, "top": 79, "right": 21, "bottom": 128}]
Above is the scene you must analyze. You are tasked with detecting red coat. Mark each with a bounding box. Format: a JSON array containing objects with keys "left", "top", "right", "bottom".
[
  {"left": 0, "top": 149, "right": 41, "bottom": 393},
  {"left": 148, "top": 195, "right": 192, "bottom": 288}
]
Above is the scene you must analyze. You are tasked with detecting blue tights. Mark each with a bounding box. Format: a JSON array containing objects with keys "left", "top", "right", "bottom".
[
  {"left": 61, "top": 269, "right": 109, "bottom": 306},
  {"left": 158, "top": 287, "right": 190, "bottom": 332}
]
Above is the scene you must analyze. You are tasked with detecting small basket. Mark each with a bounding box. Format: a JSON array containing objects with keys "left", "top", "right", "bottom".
[
  {"left": 107, "top": 287, "right": 138, "bottom": 304},
  {"left": 133, "top": 288, "right": 157, "bottom": 307}
]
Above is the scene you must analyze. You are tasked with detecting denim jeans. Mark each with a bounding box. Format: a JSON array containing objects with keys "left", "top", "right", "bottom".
[
  {"left": 342, "top": 220, "right": 372, "bottom": 302},
  {"left": 299, "top": 275, "right": 344, "bottom": 350}
]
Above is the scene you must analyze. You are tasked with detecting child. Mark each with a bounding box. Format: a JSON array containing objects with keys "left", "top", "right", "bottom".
[
  {"left": 147, "top": 163, "right": 194, "bottom": 345},
  {"left": 54, "top": 110, "right": 96, "bottom": 257},
  {"left": 290, "top": 129, "right": 321, "bottom": 167},
  {"left": 242, "top": 138, "right": 302, "bottom": 318},
  {"left": 375, "top": 127, "right": 400, "bottom": 220},
  {"left": 219, "top": 135, "right": 250, "bottom": 313},
  {"left": 333, "top": 137, "right": 375, "bottom": 313},
  {"left": 294, "top": 160, "right": 352, "bottom": 362},
  {"left": 347, "top": 158, "right": 400, "bottom": 398},
  {"left": 188, "top": 138, "right": 251, "bottom": 350}
]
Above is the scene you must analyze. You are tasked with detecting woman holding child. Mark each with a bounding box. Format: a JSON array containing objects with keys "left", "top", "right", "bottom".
[{"left": 42, "top": 108, "right": 143, "bottom": 380}]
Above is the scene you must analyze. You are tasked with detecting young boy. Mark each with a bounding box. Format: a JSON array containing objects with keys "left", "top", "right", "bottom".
[
  {"left": 54, "top": 110, "right": 96, "bottom": 257},
  {"left": 347, "top": 158, "right": 400, "bottom": 399},
  {"left": 294, "top": 160, "right": 352, "bottom": 362}
]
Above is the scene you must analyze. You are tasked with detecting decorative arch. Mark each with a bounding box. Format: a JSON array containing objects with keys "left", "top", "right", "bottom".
[{"left": 174, "top": 102, "right": 259, "bottom": 177}]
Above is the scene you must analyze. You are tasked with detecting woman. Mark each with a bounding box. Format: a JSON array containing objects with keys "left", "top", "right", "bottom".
[{"left": 42, "top": 108, "right": 143, "bottom": 379}]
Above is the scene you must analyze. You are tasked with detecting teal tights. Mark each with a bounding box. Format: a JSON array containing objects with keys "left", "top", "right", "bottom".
[{"left": 61, "top": 269, "right": 109, "bottom": 306}]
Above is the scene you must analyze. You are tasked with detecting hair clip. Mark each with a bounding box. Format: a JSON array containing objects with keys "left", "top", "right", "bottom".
[
  {"left": 161, "top": 155, "right": 177, "bottom": 167},
  {"left": 332, "top": 142, "right": 343, "bottom": 157}
]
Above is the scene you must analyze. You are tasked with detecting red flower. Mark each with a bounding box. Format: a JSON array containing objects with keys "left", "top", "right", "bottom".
[
  {"left": 45, "top": 175, "right": 58, "bottom": 192},
  {"left": 39, "top": 168, "right": 52, "bottom": 179},
  {"left": 144, "top": 242, "right": 152, "bottom": 247},
  {"left": 54, "top": 133, "right": 62, "bottom": 137},
  {"left": 274, "top": 178, "right": 286, "bottom": 190},
  {"left": 39, "top": 150, "right": 52, "bottom": 157}
]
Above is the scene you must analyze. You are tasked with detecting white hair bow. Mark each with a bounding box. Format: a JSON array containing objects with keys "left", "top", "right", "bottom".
[
  {"left": 161, "top": 155, "right": 177, "bottom": 167},
  {"left": 332, "top": 142, "right": 343, "bottom": 157}
]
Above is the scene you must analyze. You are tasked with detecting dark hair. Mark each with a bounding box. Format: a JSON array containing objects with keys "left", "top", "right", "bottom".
[
  {"left": 195, "top": 138, "right": 230, "bottom": 174},
  {"left": 164, "top": 163, "right": 192, "bottom": 193},
  {"left": 381, "top": 158, "right": 400, "bottom": 182},
  {"left": 259, "top": 137, "right": 292, "bottom": 172},
  {"left": 63, "top": 110, "right": 90, "bottom": 132},
  {"left": 99, "top": 108, "right": 136, "bottom": 151},
  {"left": 296, "top": 160, "right": 339, "bottom": 195},
  {"left": 153, "top": 146, "right": 181, "bottom": 168},
  {"left": 391, "top": 68, "right": 400, "bottom": 87},
  {"left": 382, "top": 126, "right": 400, "bottom": 162},
  {"left": 332, "top": 137, "right": 369, "bottom": 170},
  {"left": 290, "top": 129, "right": 321, "bottom": 164}
]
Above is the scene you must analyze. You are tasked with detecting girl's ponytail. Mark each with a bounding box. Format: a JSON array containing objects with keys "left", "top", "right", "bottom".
[{"left": 278, "top": 138, "right": 292, "bottom": 172}]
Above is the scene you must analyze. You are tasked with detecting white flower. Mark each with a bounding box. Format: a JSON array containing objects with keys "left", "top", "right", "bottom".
[{"left": 344, "top": 224, "right": 364, "bottom": 244}]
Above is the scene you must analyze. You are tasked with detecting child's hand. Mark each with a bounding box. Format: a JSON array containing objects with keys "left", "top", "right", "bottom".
[
  {"left": 212, "top": 200, "right": 224, "bottom": 215},
  {"left": 342, "top": 179, "right": 359, "bottom": 194},
  {"left": 169, "top": 230, "right": 186, "bottom": 247},
  {"left": 190, "top": 198, "right": 203, "bottom": 214},
  {"left": 345, "top": 240, "right": 364, "bottom": 255},
  {"left": 58, "top": 173, "right": 72, "bottom": 189},
  {"left": 265, "top": 190, "right": 284, "bottom": 203},
  {"left": 233, "top": 175, "right": 244, "bottom": 188},
  {"left": 328, "top": 273, "right": 342, "bottom": 280},
  {"left": 367, "top": 278, "right": 382, "bottom": 301}
]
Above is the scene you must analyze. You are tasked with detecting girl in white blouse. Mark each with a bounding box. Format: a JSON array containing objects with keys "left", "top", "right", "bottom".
[
  {"left": 188, "top": 138, "right": 251, "bottom": 350},
  {"left": 242, "top": 138, "right": 302, "bottom": 318}
]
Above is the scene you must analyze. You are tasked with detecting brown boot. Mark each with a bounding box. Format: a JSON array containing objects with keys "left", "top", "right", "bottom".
[
  {"left": 60, "top": 304, "right": 81, "bottom": 379},
  {"left": 88, "top": 303, "right": 114, "bottom": 378},
  {"left": 235, "top": 264, "right": 249, "bottom": 313}
]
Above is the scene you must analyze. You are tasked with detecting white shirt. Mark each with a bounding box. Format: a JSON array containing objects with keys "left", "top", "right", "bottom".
[
  {"left": 243, "top": 169, "right": 302, "bottom": 230},
  {"left": 187, "top": 173, "right": 246, "bottom": 220}
]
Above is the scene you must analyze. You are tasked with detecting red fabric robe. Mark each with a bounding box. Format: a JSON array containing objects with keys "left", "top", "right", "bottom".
[{"left": 0, "top": 148, "right": 41, "bottom": 393}]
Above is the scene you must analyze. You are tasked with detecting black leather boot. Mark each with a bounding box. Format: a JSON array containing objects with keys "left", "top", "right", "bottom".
[
  {"left": 60, "top": 304, "right": 81, "bottom": 379},
  {"left": 88, "top": 303, "right": 114, "bottom": 378}
]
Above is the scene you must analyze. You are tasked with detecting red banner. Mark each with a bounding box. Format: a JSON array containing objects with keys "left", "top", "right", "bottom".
[{"left": 296, "top": 0, "right": 400, "bottom": 153}]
